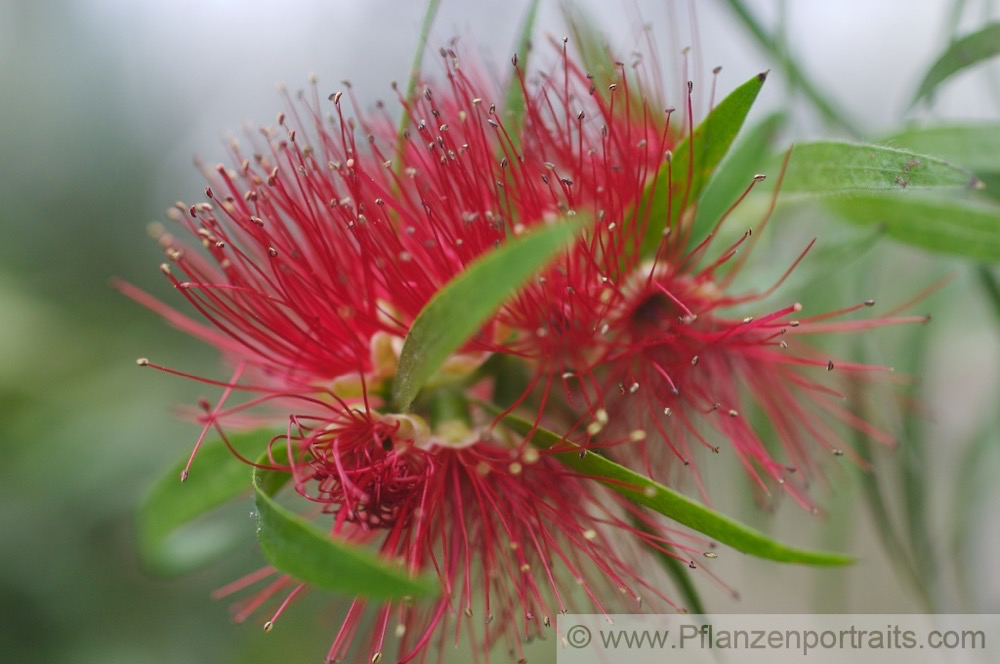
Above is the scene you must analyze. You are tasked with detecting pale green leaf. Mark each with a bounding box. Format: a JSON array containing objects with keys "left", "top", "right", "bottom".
[
  {"left": 782, "top": 142, "right": 980, "bottom": 194},
  {"left": 492, "top": 409, "right": 853, "bottom": 566},
  {"left": 884, "top": 124, "right": 1000, "bottom": 173},
  {"left": 563, "top": 4, "right": 619, "bottom": 90},
  {"left": 828, "top": 194, "right": 1000, "bottom": 261},
  {"left": 912, "top": 23, "right": 1000, "bottom": 107},
  {"left": 139, "top": 429, "right": 275, "bottom": 574},
  {"left": 502, "top": 0, "right": 540, "bottom": 152},
  {"left": 395, "top": 0, "right": 443, "bottom": 172},
  {"left": 393, "top": 219, "right": 581, "bottom": 411},
  {"left": 253, "top": 465, "right": 438, "bottom": 599},
  {"left": 689, "top": 111, "right": 786, "bottom": 248},
  {"left": 632, "top": 72, "right": 768, "bottom": 261}
]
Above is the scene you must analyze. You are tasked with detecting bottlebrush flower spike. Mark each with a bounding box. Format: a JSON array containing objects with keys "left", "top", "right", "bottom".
[
  {"left": 120, "top": 45, "right": 709, "bottom": 662},
  {"left": 123, "top": 31, "right": 916, "bottom": 664},
  {"left": 235, "top": 410, "right": 701, "bottom": 663}
]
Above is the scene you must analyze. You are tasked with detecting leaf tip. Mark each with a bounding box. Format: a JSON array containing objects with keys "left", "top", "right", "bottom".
[
  {"left": 757, "top": 69, "right": 770, "bottom": 83},
  {"left": 970, "top": 175, "right": 986, "bottom": 190}
]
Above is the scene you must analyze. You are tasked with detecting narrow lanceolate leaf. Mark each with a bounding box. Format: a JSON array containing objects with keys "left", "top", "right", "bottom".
[
  {"left": 635, "top": 72, "right": 768, "bottom": 260},
  {"left": 828, "top": 195, "right": 1000, "bottom": 262},
  {"left": 493, "top": 410, "right": 853, "bottom": 566},
  {"left": 139, "top": 428, "right": 276, "bottom": 573},
  {"left": 253, "top": 465, "right": 438, "bottom": 599},
  {"left": 395, "top": 0, "right": 443, "bottom": 172},
  {"left": 912, "top": 23, "right": 1000, "bottom": 107},
  {"left": 781, "top": 142, "right": 980, "bottom": 194},
  {"left": 979, "top": 266, "right": 1000, "bottom": 323},
  {"left": 502, "top": 0, "right": 540, "bottom": 152},
  {"left": 951, "top": 411, "right": 1000, "bottom": 607},
  {"left": 563, "top": 3, "right": 619, "bottom": 90},
  {"left": 393, "top": 219, "right": 582, "bottom": 411},
  {"left": 884, "top": 124, "right": 1000, "bottom": 174},
  {"left": 896, "top": 308, "right": 937, "bottom": 608},
  {"left": 849, "top": 334, "right": 933, "bottom": 609},
  {"left": 689, "top": 111, "right": 786, "bottom": 249},
  {"left": 402, "top": 0, "right": 441, "bottom": 114}
]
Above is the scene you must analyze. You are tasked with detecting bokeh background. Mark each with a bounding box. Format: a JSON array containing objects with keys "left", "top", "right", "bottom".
[{"left": 2, "top": 1, "right": 999, "bottom": 662}]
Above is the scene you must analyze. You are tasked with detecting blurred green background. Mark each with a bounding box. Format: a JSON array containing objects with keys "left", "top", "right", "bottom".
[{"left": 2, "top": 1, "right": 998, "bottom": 662}]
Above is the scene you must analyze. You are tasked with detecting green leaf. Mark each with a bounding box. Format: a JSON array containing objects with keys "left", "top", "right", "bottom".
[
  {"left": 393, "top": 219, "right": 581, "bottom": 411},
  {"left": 253, "top": 465, "right": 439, "bottom": 599},
  {"left": 827, "top": 194, "right": 1000, "bottom": 262},
  {"left": 394, "top": 0, "right": 442, "bottom": 172},
  {"left": 912, "top": 23, "right": 1000, "bottom": 107},
  {"left": 782, "top": 142, "right": 980, "bottom": 194},
  {"left": 978, "top": 265, "right": 1000, "bottom": 323},
  {"left": 976, "top": 172, "right": 1000, "bottom": 204},
  {"left": 490, "top": 409, "right": 853, "bottom": 566},
  {"left": 633, "top": 72, "right": 768, "bottom": 261},
  {"left": 402, "top": 0, "right": 441, "bottom": 115},
  {"left": 895, "top": 302, "right": 938, "bottom": 608},
  {"left": 854, "top": 441, "right": 932, "bottom": 608},
  {"left": 950, "top": 271, "right": 1000, "bottom": 607},
  {"left": 139, "top": 428, "right": 275, "bottom": 574},
  {"left": 884, "top": 124, "right": 1000, "bottom": 174},
  {"left": 502, "top": 0, "right": 540, "bottom": 153},
  {"left": 689, "top": 111, "right": 786, "bottom": 249},
  {"left": 561, "top": 3, "right": 649, "bottom": 119},
  {"left": 951, "top": 411, "right": 1000, "bottom": 607},
  {"left": 849, "top": 332, "right": 934, "bottom": 610},
  {"left": 563, "top": 4, "right": 619, "bottom": 90}
]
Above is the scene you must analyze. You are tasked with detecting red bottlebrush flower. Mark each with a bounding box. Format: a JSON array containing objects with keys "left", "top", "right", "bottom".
[
  {"left": 121, "top": 45, "right": 672, "bottom": 396},
  {"left": 123, "top": 33, "right": 917, "bottom": 663},
  {"left": 219, "top": 408, "right": 698, "bottom": 663},
  {"left": 121, "top": 45, "right": 712, "bottom": 663},
  {"left": 574, "top": 240, "right": 925, "bottom": 509}
]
